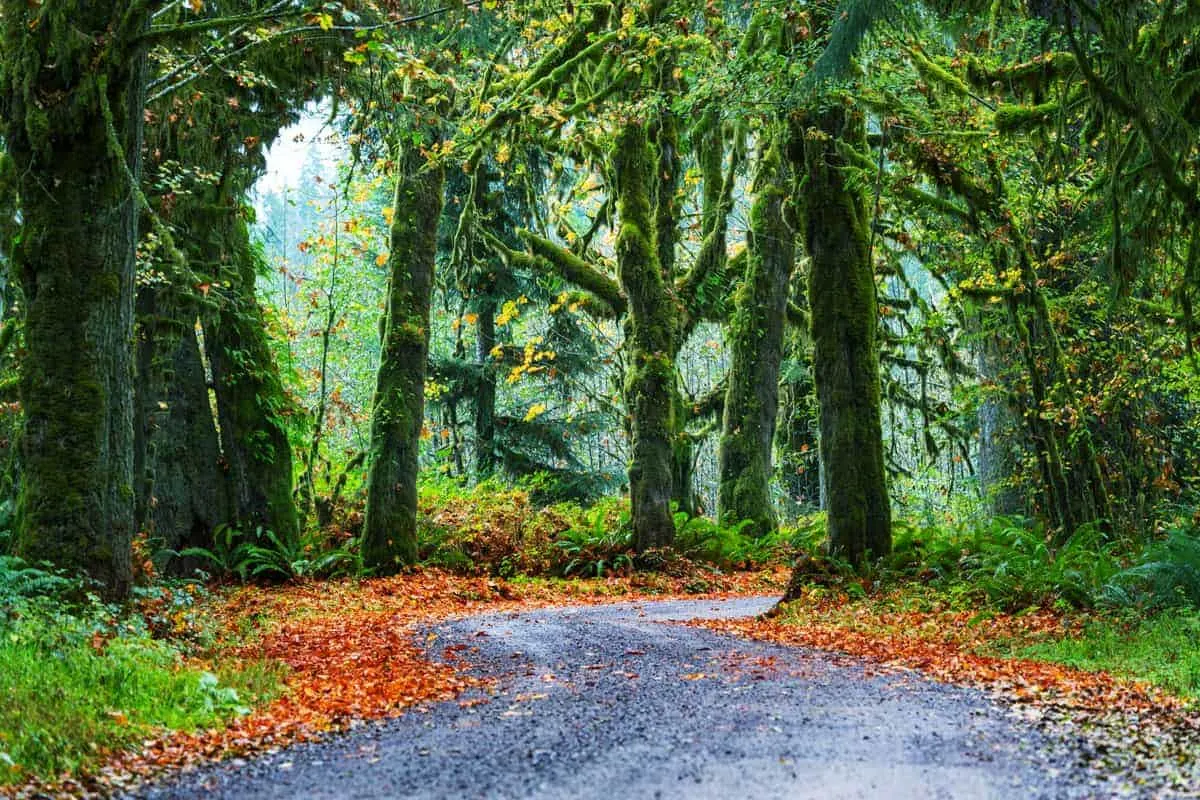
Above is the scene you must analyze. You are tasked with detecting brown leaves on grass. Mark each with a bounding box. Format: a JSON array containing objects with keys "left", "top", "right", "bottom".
[{"left": 693, "top": 586, "right": 1184, "bottom": 713}]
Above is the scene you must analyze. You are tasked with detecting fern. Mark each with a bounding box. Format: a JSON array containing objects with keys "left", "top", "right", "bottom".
[
  {"left": 1101, "top": 528, "right": 1200, "bottom": 610},
  {"left": 0, "top": 556, "right": 74, "bottom": 602}
]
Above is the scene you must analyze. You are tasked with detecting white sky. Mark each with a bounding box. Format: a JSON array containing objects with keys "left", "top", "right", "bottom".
[{"left": 256, "top": 103, "right": 344, "bottom": 195}]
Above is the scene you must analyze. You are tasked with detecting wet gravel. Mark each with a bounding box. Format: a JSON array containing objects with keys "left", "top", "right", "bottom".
[{"left": 133, "top": 597, "right": 1168, "bottom": 799}]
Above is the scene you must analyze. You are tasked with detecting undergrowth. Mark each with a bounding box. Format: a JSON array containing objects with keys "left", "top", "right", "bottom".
[
  {"left": 0, "top": 557, "right": 281, "bottom": 786},
  {"left": 414, "top": 477, "right": 801, "bottom": 578}
]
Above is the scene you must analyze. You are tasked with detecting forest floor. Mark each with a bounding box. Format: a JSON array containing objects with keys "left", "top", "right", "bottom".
[{"left": 13, "top": 568, "right": 1200, "bottom": 798}]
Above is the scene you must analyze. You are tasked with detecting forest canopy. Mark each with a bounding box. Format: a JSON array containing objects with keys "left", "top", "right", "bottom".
[{"left": 0, "top": 0, "right": 1198, "bottom": 610}]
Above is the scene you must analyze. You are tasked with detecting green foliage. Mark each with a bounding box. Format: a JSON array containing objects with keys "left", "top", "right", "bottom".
[
  {"left": 1012, "top": 609, "right": 1200, "bottom": 700},
  {"left": 0, "top": 555, "right": 75, "bottom": 604},
  {"left": 556, "top": 503, "right": 633, "bottom": 577},
  {"left": 0, "top": 593, "right": 266, "bottom": 785},
  {"left": 176, "top": 525, "right": 358, "bottom": 582},
  {"left": 967, "top": 521, "right": 1121, "bottom": 609},
  {"left": 1100, "top": 524, "right": 1200, "bottom": 610},
  {"left": 414, "top": 479, "right": 795, "bottom": 578}
]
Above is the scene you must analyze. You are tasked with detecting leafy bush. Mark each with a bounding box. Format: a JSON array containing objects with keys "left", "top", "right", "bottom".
[
  {"left": 556, "top": 503, "right": 633, "bottom": 577},
  {"left": 417, "top": 478, "right": 569, "bottom": 575},
  {"left": 0, "top": 555, "right": 75, "bottom": 605}
]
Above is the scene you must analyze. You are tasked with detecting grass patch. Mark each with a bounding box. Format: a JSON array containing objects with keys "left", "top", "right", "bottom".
[
  {"left": 0, "top": 589, "right": 285, "bottom": 787},
  {"left": 1005, "top": 609, "right": 1200, "bottom": 700}
]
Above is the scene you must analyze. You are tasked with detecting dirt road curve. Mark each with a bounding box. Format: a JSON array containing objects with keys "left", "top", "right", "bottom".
[{"left": 133, "top": 597, "right": 1182, "bottom": 799}]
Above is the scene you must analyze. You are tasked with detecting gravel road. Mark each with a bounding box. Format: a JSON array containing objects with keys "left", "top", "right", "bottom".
[{"left": 133, "top": 597, "right": 1169, "bottom": 799}]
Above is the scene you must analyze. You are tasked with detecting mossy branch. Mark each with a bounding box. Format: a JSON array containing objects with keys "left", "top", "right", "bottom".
[
  {"left": 966, "top": 52, "right": 1077, "bottom": 93},
  {"left": 479, "top": 228, "right": 626, "bottom": 318}
]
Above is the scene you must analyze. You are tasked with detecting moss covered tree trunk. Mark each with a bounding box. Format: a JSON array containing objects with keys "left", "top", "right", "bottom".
[
  {"left": 799, "top": 105, "right": 891, "bottom": 565},
  {"left": 205, "top": 209, "right": 300, "bottom": 544},
  {"left": 613, "top": 121, "right": 676, "bottom": 551},
  {"left": 134, "top": 288, "right": 230, "bottom": 573},
  {"left": 774, "top": 328, "right": 821, "bottom": 511},
  {"left": 718, "top": 126, "right": 795, "bottom": 537},
  {"left": 362, "top": 143, "right": 445, "bottom": 572},
  {"left": 1, "top": 2, "right": 150, "bottom": 596},
  {"left": 474, "top": 299, "right": 498, "bottom": 482}
]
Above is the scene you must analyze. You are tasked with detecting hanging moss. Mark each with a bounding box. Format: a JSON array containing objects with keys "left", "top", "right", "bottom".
[
  {"left": 612, "top": 121, "right": 676, "bottom": 552},
  {"left": 362, "top": 140, "right": 445, "bottom": 573},
  {"left": 797, "top": 104, "right": 892, "bottom": 566},
  {"left": 718, "top": 123, "right": 794, "bottom": 538}
]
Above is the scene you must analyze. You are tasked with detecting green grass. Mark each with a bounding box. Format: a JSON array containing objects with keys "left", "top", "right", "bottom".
[
  {"left": 1009, "top": 609, "right": 1200, "bottom": 700},
  {"left": 0, "top": 600, "right": 283, "bottom": 787}
]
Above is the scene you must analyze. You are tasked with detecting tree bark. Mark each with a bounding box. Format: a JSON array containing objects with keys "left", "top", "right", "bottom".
[
  {"left": 362, "top": 142, "right": 445, "bottom": 572},
  {"left": 1, "top": 2, "right": 150, "bottom": 597},
  {"left": 799, "top": 105, "right": 892, "bottom": 565},
  {"left": 718, "top": 124, "right": 795, "bottom": 537},
  {"left": 205, "top": 211, "right": 300, "bottom": 544},
  {"left": 613, "top": 121, "right": 676, "bottom": 551},
  {"left": 134, "top": 288, "right": 230, "bottom": 572},
  {"left": 474, "top": 299, "right": 498, "bottom": 482}
]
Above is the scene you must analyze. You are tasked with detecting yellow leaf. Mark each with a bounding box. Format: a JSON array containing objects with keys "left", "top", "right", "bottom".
[
  {"left": 523, "top": 402, "right": 547, "bottom": 422},
  {"left": 375, "top": 253, "right": 389, "bottom": 267}
]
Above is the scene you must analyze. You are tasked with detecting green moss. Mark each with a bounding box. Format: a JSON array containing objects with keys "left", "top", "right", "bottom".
[
  {"left": 797, "top": 103, "right": 891, "bottom": 566},
  {"left": 994, "top": 101, "right": 1060, "bottom": 133},
  {"left": 718, "top": 124, "right": 793, "bottom": 538},
  {"left": 613, "top": 121, "right": 677, "bottom": 551},
  {"left": 362, "top": 138, "right": 445, "bottom": 573}
]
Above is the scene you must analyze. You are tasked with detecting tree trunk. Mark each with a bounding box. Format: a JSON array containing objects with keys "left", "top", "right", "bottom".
[
  {"left": 474, "top": 299, "right": 498, "bottom": 482},
  {"left": 205, "top": 213, "right": 300, "bottom": 544},
  {"left": 799, "top": 105, "right": 892, "bottom": 565},
  {"left": 2, "top": 3, "right": 149, "bottom": 597},
  {"left": 774, "top": 327, "right": 821, "bottom": 512},
  {"left": 613, "top": 121, "right": 676, "bottom": 551},
  {"left": 135, "top": 288, "right": 231, "bottom": 573},
  {"left": 362, "top": 142, "right": 445, "bottom": 572},
  {"left": 974, "top": 316, "right": 1024, "bottom": 516},
  {"left": 719, "top": 125, "right": 795, "bottom": 537}
]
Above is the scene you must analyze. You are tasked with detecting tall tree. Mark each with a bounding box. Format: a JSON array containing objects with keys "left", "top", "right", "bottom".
[
  {"left": 613, "top": 119, "right": 677, "bottom": 550},
  {"left": 362, "top": 138, "right": 445, "bottom": 571},
  {"left": 718, "top": 118, "right": 796, "bottom": 537},
  {"left": 0, "top": 1, "right": 151, "bottom": 596},
  {"left": 800, "top": 103, "right": 891, "bottom": 564}
]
